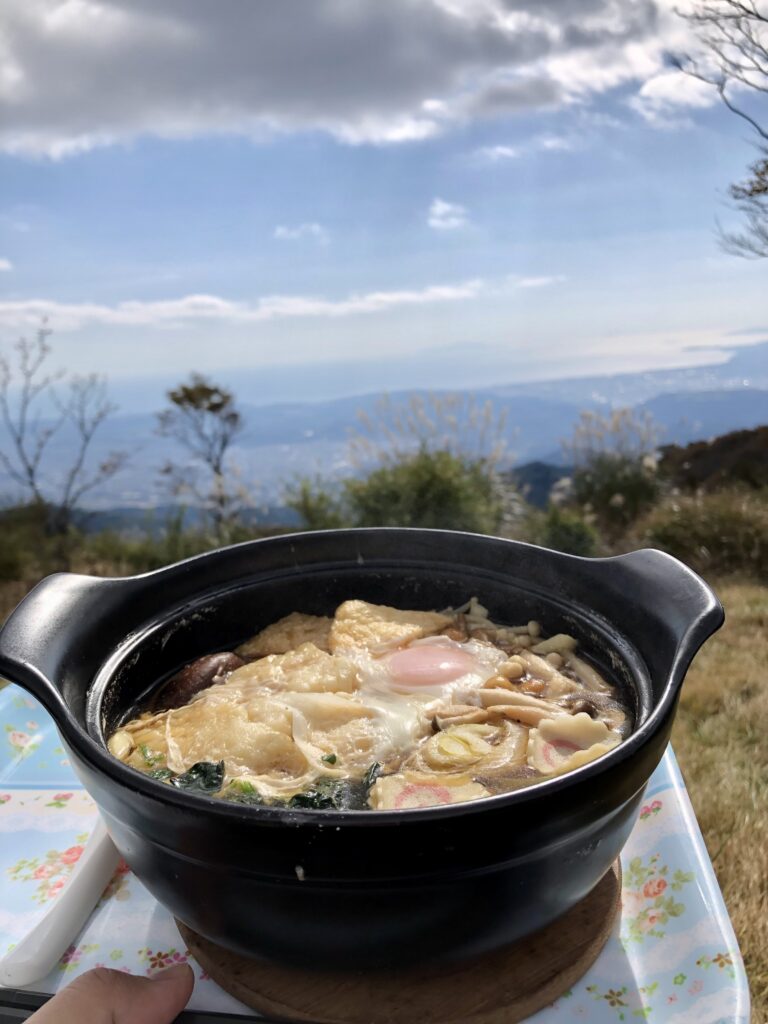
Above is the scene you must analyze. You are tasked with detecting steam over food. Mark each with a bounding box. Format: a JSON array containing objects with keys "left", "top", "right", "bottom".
[{"left": 108, "top": 599, "right": 631, "bottom": 811}]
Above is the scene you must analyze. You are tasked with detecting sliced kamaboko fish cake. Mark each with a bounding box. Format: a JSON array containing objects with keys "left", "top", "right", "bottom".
[
  {"left": 527, "top": 712, "right": 620, "bottom": 775},
  {"left": 411, "top": 720, "right": 527, "bottom": 774},
  {"left": 369, "top": 770, "right": 490, "bottom": 810},
  {"left": 236, "top": 612, "right": 333, "bottom": 658},
  {"left": 224, "top": 642, "right": 359, "bottom": 695},
  {"left": 329, "top": 599, "right": 452, "bottom": 653},
  {"left": 419, "top": 723, "right": 500, "bottom": 770}
]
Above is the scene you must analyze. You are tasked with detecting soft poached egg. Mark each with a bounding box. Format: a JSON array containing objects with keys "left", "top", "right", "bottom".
[
  {"left": 348, "top": 635, "right": 507, "bottom": 703},
  {"left": 340, "top": 636, "right": 507, "bottom": 759}
]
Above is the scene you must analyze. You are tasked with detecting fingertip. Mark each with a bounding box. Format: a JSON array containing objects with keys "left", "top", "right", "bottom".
[
  {"left": 151, "top": 962, "right": 195, "bottom": 990},
  {"left": 121, "top": 962, "right": 195, "bottom": 1023},
  {"left": 152, "top": 962, "right": 194, "bottom": 981},
  {"left": 27, "top": 964, "right": 195, "bottom": 1024}
]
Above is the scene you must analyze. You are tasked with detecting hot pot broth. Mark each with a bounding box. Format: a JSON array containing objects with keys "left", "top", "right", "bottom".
[{"left": 108, "top": 598, "right": 632, "bottom": 810}]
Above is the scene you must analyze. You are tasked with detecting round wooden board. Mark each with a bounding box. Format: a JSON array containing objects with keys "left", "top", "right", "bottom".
[{"left": 177, "top": 863, "right": 621, "bottom": 1024}]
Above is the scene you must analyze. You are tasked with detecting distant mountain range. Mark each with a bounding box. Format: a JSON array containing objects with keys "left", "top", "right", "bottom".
[
  {"left": 1, "top": 341, "right": 765, "bottom": 514},
  {"left": 487, "top": 339, "right": 768, "bottom": 408},
  {"left": 639, "top": 389, "right": 768, "bottom": 445},
  {"left": 102, "top": 337, "right": 768, "bottom": 414}
]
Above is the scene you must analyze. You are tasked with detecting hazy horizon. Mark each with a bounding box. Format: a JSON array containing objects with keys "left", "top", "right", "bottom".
[{"left": 85, "top": 333, "right": 767, "bottom": 415}]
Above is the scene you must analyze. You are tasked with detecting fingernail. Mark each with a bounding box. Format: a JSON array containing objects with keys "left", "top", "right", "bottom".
[{"left": 151, "top": 963, "right": 192, "bottom": 982}]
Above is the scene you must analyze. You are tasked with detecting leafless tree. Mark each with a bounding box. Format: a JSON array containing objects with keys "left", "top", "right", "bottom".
[
  {"left": 157, "top": 373, "right": 246, "bottom": 542},
  {"left": 724, "top": 153, "right": 768, "bottom": 256},
  {"left": 349, "top": 392, "right": 510, "bottom": 469},
  {"left": 51, "top": 376, "right": 128, "bottom": 533},
  {"left": 0, "top": 324, "right": 127, "bottom": 533},
  {"left": 675, "top": 0, "right": 768, "bottom": 256}
]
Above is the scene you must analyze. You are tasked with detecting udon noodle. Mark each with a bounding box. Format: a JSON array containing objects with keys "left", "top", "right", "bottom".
[{"left": 108, "top": 598, "right": 631, "bottom": 810}]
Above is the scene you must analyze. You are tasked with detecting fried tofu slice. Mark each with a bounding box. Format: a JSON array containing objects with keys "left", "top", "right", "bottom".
[
  {"left": 225, "top": 642, "right": 359, "bottom": 693},
  {"left": 236, "top": 612, "right": 333, "bottom": 658},
  {"left": 119, "top": 701, "right": 305, "bottom": 777},
  {"left": 329, "top": 599, "right": 451, "bottom": 652}
]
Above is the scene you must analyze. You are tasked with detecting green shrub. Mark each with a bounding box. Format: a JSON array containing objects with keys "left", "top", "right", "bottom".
[
  {"left": 0, "top": 544, "right": 24, "bottom": 581},
  {"left": 345, "top": 448, "right": 502, "bottom": 532},
  {"left": 571, "top": 454, "right": 659, "bottom": 538},
  {"left": 528, "top": 505, "right": 599, "bottom": 556},
  {"left": 284, "top": 479, "right": 349, "bottom": 531},
  {"left": 78, "top": 517, "right": 290, "bottom": 575},
  {"left": 288, "top": 448, "right": 504, "bottom": 534},
  {"left": 0, "top": 502, "right": 60, "bottom": 578},
  {"left": 565, "top": 408, "right": 660, "bottom": 538},
  {"left": 80, "top": 526, "right": 214, "bottom": 574},
  {"left": 642, "top": 488, "right": 768, "bottom": 578}
]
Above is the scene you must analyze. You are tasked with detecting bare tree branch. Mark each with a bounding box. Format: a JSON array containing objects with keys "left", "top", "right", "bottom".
[
  {"left": 50, "top": 375, "right": 127, "bottom": 529},
  {"left": 0, "top": 324, "right": 127, "bottom": 534},
  {"left": 675, "top": 0, "right": 768, "bottom": 256},
  {"left": 348, "top": 393, "right": 509, "bottom": 472},
  {"left": 0, "top": 325, "right": 63, "bottom": 502}
]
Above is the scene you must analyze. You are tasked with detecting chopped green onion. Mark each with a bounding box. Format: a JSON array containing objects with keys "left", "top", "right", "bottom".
[{"left": 138, "top": 744, "right": 164, "bottom": 767}]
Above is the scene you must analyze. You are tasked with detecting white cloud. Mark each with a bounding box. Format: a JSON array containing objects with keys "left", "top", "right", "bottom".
[
  {"left": 428, "top": 198, "right": 469, "bottom": 230},
  {"left": 0, "top": 259, "right": 13, "bottom": 271},
  {"left": 273, "top": 222, "right": 329, "bottom": 244},
  {"left": 629, "top": 68, "right": 719, "bottom": 124},
  {"left": 0, "top": 0, "right": 710, "bottom": 158},
  {"left": 538, "top": 134, "right": 572, "bottom": 151},
  {"left": 0, "top": 281, "right": 483, "bottom": 331},
  {"left": 0, "top": 273, "right": 564, "bottom": 331},
  {"left": 476, "top": 144, "right": 520, "bottom": 162},
  {"left": 474, "top": 132, "right": 573, "bottom": 162}
]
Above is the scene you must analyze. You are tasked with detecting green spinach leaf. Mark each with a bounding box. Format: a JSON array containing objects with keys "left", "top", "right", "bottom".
[
  {"left": 169, "top": 760, "right": 225, "bottom": 794},
  {"left": 363, "top": 762, "right": 382, "bottom": 791},
  {"left": 287, "top": 763, "right": 384, "bottom": 811},
  {"left": 223, "top": 780, "right": 273, "bottom": 806}
]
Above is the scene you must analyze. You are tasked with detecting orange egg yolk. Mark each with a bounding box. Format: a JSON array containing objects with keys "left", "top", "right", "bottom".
[{"left": 385, "top": 644, "right": 477, "bottom": 688}]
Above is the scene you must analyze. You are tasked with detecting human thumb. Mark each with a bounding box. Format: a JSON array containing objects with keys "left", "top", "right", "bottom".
[{"left": 28, "top": 963, "right": 195, "bottom": 1024}]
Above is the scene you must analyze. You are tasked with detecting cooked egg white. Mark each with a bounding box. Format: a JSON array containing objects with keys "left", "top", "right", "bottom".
[{"left": 345, "top": 636, "right": 506, "bottom": 702}]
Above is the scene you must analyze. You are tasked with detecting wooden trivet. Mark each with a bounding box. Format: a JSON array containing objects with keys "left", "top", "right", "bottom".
[{"left": 177, "top": 862, "right": 621, "bottom": 1024}]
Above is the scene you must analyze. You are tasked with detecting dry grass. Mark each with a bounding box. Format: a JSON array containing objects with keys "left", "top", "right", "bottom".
[{"left": 673, "top": 577, "right": 768, "bottom": 1020}]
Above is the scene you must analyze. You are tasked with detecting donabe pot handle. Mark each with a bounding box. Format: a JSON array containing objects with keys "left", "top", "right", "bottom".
[
  {"left": 0, "top": 572, "right": 123, "bottom": 717},
  {"left": 607, "top": 548, "right": 724, "bottom": 690}
]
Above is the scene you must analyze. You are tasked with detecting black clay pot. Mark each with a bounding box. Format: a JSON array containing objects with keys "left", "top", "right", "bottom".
[{"left": 0, "top": 530, "right": 722, "bottom": 967}]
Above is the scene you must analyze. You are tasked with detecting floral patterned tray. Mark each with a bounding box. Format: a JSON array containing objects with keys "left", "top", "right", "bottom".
[{"left": 0, "top": 684, "right": 751, "bottom": 1023}]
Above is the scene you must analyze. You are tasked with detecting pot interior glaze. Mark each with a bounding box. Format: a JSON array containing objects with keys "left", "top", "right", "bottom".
[{"left": 90, "top": 560, "right": 650, "bottom": 750}]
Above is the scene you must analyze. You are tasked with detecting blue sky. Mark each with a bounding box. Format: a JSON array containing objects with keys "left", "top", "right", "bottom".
[{"left": 0, "top": 0, "right": 765, "bottom": 408}]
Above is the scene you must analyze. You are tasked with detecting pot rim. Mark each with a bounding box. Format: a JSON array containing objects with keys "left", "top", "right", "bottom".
[{"left": 55, "top": 527, "right": 720, "bottom": 825}]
